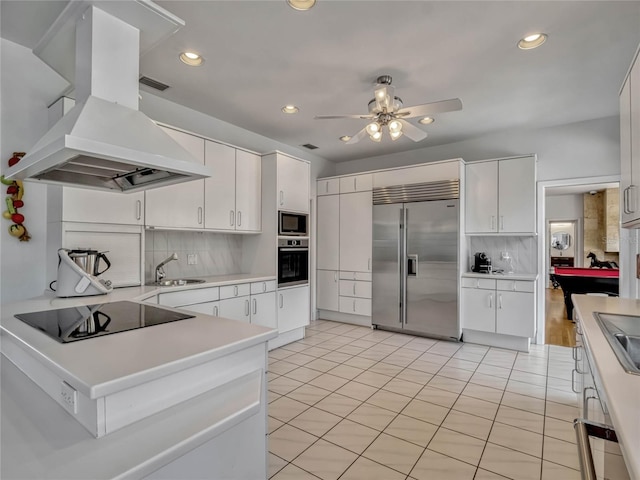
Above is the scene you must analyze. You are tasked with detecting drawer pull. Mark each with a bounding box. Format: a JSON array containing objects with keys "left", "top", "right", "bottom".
[
  {"left": 234, "top": 285, "right": 238, "bottom": 296},
  {"left": 213, "top": 306, "right": 218, "bottom": 316},
  {"left": 488, "top": 293, "right": 493, "bottom": 309},
  {"left": 245, "top": 299, "right": 250, "bottom": 316},
  {"left": 230, "top": 210, "right": 235, "bottom": 226},
  {"left": 252, "top": 298, "right": 257, "bottom": 315},
  {"left": 353, "top": 283, "right": 356, "bottom": 295}
]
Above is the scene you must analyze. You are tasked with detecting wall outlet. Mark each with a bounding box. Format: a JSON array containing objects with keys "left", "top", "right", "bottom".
[
  {"left": 61, "top": 381, "right": 77, "bottom": 414},
  {"left": 187, "top": 253, "right": 198, "bottom": 265}
]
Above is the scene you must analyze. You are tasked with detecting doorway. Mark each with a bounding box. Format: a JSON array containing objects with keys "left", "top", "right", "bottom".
[{"left": 536, "top": 176, "right": 620, "bottom": 347}]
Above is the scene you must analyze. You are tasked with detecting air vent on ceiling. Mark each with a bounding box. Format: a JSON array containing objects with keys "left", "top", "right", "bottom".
[
  {"left": 139, "top": 76, "right": 170, "bottom": 91},
  {"left": 301, "top": 143, "right": 318, "bottom": 150}
]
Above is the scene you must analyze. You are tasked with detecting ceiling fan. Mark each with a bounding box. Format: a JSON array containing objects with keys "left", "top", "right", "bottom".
[{"left": 315, "top": 75, "right": 462, "bottom": 144}]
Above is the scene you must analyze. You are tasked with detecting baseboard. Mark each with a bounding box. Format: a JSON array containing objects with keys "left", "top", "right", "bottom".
[
  {"left": 268, "top": 327, "right": 305, "bottom": 350},
  {"left": 462, "top": 328, "right": 531, "bottom": 352},
  {"left": 317, "top": 310, "right": 372, "bottom": 327}
]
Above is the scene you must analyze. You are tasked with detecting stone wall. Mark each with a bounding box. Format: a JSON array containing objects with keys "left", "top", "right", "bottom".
[{"left": 583, "top": 189, "right": 619, "bottom": 267}]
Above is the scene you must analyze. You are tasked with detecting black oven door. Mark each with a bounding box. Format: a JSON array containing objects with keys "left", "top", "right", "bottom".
[{"left": 278, "top": 247, "right": 309, "bottom": 287}]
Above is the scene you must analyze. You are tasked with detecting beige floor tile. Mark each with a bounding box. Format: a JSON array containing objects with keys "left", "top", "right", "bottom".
[
  {"left": 335, "top": 380, "right": 378, "bottom": 402},
  {"left": 410, "top": 449, "right": 476, "bottom": 480},
  {"left": 270, "top": 360, "right": 300, "bottom": 375},
  {"left": 282, "top": 342, "right": 312, "bottom": 353},
  {"left": 315, "top": 392, "right": 362, "bottom": 417},
  {"left": 384, "top": 414, "right": 438, "bottom": 447},
  {"left": 429, "top": 341, "right": 462, "bottom": 356},
  {"left": 321, "top": 351, "right": 353, "bottom": 364},
  {"left": 323, "top": 418, "right": 380, "bottom": 454},
  {"left": 428, "top": 427, "right": 486, "bottom": 465},
  {"left": 494, "top": 405, "right": 544, "bottom": 435},
  {"left": 395, "top": 368, "right": 434, "bottom": 385},
  {"left": 339, "top": 456, "right": 405, "bottom": 480},
  {"left": 543, "top": 416, "right": 576, "bottom": 444},
  {"left": 269, "top": 348, "right": 294, "bottom": 360},
  {"left": 305, "top": 358, "right": 340, "bottom": 373},
  {"left": 269, "top": 396, "right": 311, "bottom": 422},
  {"left": 289, "top": 406, "right": 342, "bottom": 437},
  {"left": 301, "top": 346, "right": 333, "bottom": 358},
  {"left": 474, "top": 469, "right": 511, "bottom": 479},
  {"left": 461, "top": 383, "right": 504, "bottom": 404},
  {"left": 292, "top": 439, "right": 358, "bottom": 480},
  {"left": 541, "top": 460, "right": 580, "bottom": 480},
  {"left": 545, "top": 400, "right": 579, "bottom": 423},
  {"left": 284, "top": 366, "right": 323, "bottom": 383},
  {"left": 269, "top": 416, "right": 284, "bottom": 434},
  {"left": 475, "top": 363, "right": 512, "bottom": 379},
  {"left": 358, "top": 349, "right": 391, "bottom": 361},
  {"left": 445, "top": 357, "right": 479, "bottom": 372},
  {"left": 368, "top": 361, "right": 405, "bottom": 376},
  {"left": 500, "top": 391, "right": 546, "bottom": 415},
  {"left": 407, "top": 359, "right": 443, "bottom": 374},
  {"left": 470, "top": 372, "right": 508, "bottom": 390},
  {"left": 308, "top": 373, "right": 350, "bottom": 392},
  {"left": 452, "top": 394, "right": 499, "bottom": 420},
  {"left": 336, "top": 344, "right": 365, "bottom": 356},
  {"left": 327, "top": 364, "right": 364, "bottom": 380},
  {"left": 347, "top": 403, "right": 397, "bottom": 431},
  {"left": 438, "top": 366, "right": 474, "bottom": 382},
  {"left": 509, "top": 369, "right": 547, "bottom": 387},
  {"left": 479, "top": 443, "right": 541, "bottom": 480},
  {"left": 441, "top": 409, "right": 493, "bottom": 440},
  {"left": 353, "top": 370, "right": 393, "bottom": 388},
  {"left": 271, "top": 463, "right": 321, "bottom": 480},
  {"left": 349, "top": 338, "right": 378, "bottom": 349},
  {"left": 505, "top": 379, "right": 547, "bottom": 400},
  {"left": 428, "top": 374, "right": 467, "bottom": 394},
  {"left": 545, "top": 386, "right": 578, "bottom": 406},
  {"left": 542, "top": 436, "right": 580, "bottom": 470},
  {"left": 269, "top": 453, "right": 288, "bottom": 479},
  {"left": 269, "top": 376, "right": 305, "bottom": 395},
  {"left": 415, "top": 385, "right": 459, "bottom": 408},
  {"left": 382, "top": 377, "right": 423, "bottom": 397},
  {"left": 268, "top": 371, "right": 281, "bottom": 382},
  {"left": 287, "top": 384, "right": 332, "bottom": 406},
  {"left": 342, "top": 355, "right": 377, "bottom": 369},
  {"left": 546, "top": 376, "right": 573, "bottom": 392},
  {"left": 401, "top": 397, "right": 450, "bottom": 426},
  {"left": 453, "top": 350, "right": 486, "bottom": 363},
  {"left": 417, "top": 352, "right": 450, "bottom": 366},
  {"left": 488, "top": 422, "right": 543, "bottom": 458},
  {"left": 366, "top": 389, "right": 411, "bottom": 413},
  {"left": 284, "top": 352, "right": 317, "bottom": 366},
  {"left": 268, "top": 424, "right": 317, "bottom": 461},
  {"left": 269, "top": 390, "right": 282, "bottom": 404},
  {"left": 362, "top": 432, "right": 424, "bottom": 474}
]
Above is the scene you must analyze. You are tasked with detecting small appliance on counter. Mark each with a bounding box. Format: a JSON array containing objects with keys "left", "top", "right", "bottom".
[
  {"left": 472, "top": 252, "right": 492, "bottom": 274},
  {"left": 54, "top": 248, "right": 113, "bottom": 297}
]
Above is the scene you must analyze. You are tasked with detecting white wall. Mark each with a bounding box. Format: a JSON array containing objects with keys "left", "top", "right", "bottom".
[
  {"left": 546, "top": 194, "right": 584, "bottom": 221},
  {"left": 0, "top": 40, "right": 69, "bottom": 303}
]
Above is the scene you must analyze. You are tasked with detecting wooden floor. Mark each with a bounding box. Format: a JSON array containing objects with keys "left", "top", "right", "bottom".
[{"left": 545, "top": 287, "right": 576, "bottom": 347}]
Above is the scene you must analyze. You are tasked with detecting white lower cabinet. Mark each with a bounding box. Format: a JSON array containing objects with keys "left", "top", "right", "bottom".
[
  {"left": 317, "top": 270, "right": 339, "bottom": 311},
  {"left": 339, "top": 297, "right": 372, "bottom": 316},
  {"left": 278, "top": 285, "right": 310, "bottom": 333},
  {"left": 251, "top": 291, "right": 277, "bottom": 329},
  {"left": 183, "top": 301, "right": 219, "bottom": 317},
  {"left": 219, "top": 296, "right": 251, "bottom": 323}
]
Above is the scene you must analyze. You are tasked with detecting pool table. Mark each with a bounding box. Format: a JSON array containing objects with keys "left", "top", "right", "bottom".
[{"left": 551, "top": 266, "right": 619, "bottom": 320}]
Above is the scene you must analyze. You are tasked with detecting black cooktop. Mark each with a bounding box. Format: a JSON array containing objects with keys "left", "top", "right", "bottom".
[{"left": 14, "top": 301, "right": 195, "bottom": 343}]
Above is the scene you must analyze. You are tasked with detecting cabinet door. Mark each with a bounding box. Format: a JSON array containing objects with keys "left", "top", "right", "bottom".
[
  {"left": 339, "top": 191, "right": 372, "bottom": 272},
  {"left": 235, "top": 150, "right": 261, "bottom": 232},
  {"left": 621, "top": 76, "right": 633, "bottom": 224},
  {"left": 316, "top": 270, "right": 339, "bottom": 311},
  {"left": 461, "top": 288, "right": 495, "bottom": 332},
  {"left": 630, "top": 59, "right": 640, "bottom": 220},
  {"left": 182, "top": 301, "right": 220, "bottom": 317},
  {"left": 145, "top": 127, "right": 205, "bottom": 229},
  {"left": 498, "top": 157, "right": 536, "bottom": 233},
  {"left": 62, "top": 188, "right": 144, "bottom": 225},
  {"left": 338, "top": 297, "right": 372, "bottom": 316},
  {"left": 204, "top": 140, "right": 236, "bottom": 230},
  {"left": 339, "top": 174, "right": 373, "bottom": 193},
  {"left": 317, "top": 178, "right": 339, "bottom": 196},
  {"left": 317, "top": 194, "right": 339, "bottom": 270},
  {"left": 465, "top": 161, "right": 498, "bottom": 233},
  {"left": 277, "top": 155, "right": 309, "bottom": 213},
  {"left": 277, "top": 285, "right": 310, "bottom": 333},
  {"left": 219, "top": 296, "right": 251, "bottom": 323},
  {"left": 251, "top": 291, "right": 276, "bottom": 329},
  {"left": 496, "top": 290, "right": 535, "bottom": 337}
]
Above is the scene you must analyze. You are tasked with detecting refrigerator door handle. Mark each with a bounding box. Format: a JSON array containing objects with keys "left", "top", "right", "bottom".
[
  {"left": 402, "top": 206, "right": 408, "bottom": 325},
  {"left": 398, "top": 207, "right": 404, "bottom": 324},
  {"left": 408, "top": 255, "right": 418, "bottom": 276}
]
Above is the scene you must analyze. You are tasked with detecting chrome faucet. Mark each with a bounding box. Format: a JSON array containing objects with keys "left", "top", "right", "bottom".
[{"left": 155, "top": 253, "right": 178, "bottom": 283}]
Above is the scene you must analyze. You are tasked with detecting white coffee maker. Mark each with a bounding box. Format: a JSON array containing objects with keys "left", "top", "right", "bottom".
[{"left": 55, "top": 248, "right": 113, "bottom": 297}]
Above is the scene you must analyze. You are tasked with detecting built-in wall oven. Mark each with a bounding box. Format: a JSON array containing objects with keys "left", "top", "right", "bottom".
[
  {"left": 278, "top": 239, "right": 309, "bottom": 287},
  {"left": 279, "top": 211, "right": 308, "bottom": 236}
]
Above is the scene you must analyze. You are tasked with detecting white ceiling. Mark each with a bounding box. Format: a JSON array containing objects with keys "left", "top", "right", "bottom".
[{"left": 2, "top": 1, "right": 640, "bottom": 163}]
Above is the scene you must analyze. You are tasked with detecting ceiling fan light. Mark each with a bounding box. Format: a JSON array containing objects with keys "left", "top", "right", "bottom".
[
  {"left": 388, "top": 120, "right": 402, "bottom": 134},
  {"left": 179, "top": 51, "right": 204, "bottom": 66},
  {"left": 418, "top": 117, "right": 435, "bottom": 125},
  {"left": 365, "top": 122, "right": 380, "bottom": 135},
  {"left": 286, "top": 0, "right": 316, "bottom": 11},
  {"left": 281, "top": 105, "right": 299, "bottom": 114},
  {"left": 518, "top": 32, "right": 547, "bottom": 50},
  {"left": 390, "top": 130, "right": 403, "bottom": 141},
  {"left": 339, "top": 135, "right": 351, "bottom": 142},
  {"left": 370, "top": 131, "right": 382, "bottom": 142}
]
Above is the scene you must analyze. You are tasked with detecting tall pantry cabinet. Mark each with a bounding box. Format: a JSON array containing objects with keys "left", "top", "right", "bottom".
[{"left": 620, "top": 46, "right": 640, "bottom": 226}]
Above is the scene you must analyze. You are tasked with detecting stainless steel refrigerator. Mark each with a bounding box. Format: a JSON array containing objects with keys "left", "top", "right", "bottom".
[{"left": 372, "top": 181, "right": 460, "bottom": 340}]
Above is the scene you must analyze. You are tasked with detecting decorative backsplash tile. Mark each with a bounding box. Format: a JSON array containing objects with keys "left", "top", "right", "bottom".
[
  {"left": 145, "top": 230, "right": 242, "bottom": 282},
  {"left": 468, "top": 236, "right": 537, "bottom": 274}
]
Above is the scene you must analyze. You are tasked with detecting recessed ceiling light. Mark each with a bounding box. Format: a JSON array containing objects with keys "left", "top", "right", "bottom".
[
  {"left": 518, "top": 33, "right": 547, "bottom": 50},
  {"left": 281, "top": 105, "right": 299, "bottom": 114},
  {"left": 340, "top": 135, "right": 351, "bottom": 142},
  {"left": 287, "top": 0, "right": 316, "bottom": 11},
  {"left": 418, "top": 117, "right": 435, "bottom": 125},
  {"left": 179, "top": 51, "right": 204, "bottom": 66}
]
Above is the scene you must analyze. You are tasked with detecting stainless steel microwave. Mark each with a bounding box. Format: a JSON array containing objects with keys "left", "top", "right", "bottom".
[{"left": 279, "top": 211, "right": 308, "bottom": 236}]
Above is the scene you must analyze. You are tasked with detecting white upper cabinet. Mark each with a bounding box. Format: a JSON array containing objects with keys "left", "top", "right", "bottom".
[
  {"left": 465, "top": 156, "right": 536, "bottom": 234},
  {"left": 317, "top": 178, "right": 340, "bottom": 196},
  {"left": 317, "top": 194, "right": 340, "bottom": 270},
  {"left": 621, "top": 50, "right": 640, "bottom": 226},
  {"left": 58, "top": 187, "right": 144, "bottom": 225},
  {"left": 339, "top": 173, "right": 373, "bottom": 194},
  {"left": 145, "top": 127, "right": 205, "bottom": 229},
  {"left": 277, "top": 154, "right": 310, "bottom": 213},
  {"left": 204, "top": 142, "right": 261, "bottom": 232},
  {"left": 340, "top": 191, "right": 372, "bottom": 272}
]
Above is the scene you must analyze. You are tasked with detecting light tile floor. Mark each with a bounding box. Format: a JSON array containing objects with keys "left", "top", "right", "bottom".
[{"left": 268, "top": 320, "right": 581, "bottom": 480}]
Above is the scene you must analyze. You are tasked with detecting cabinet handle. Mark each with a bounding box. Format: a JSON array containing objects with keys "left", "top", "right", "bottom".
[
  {"left": 253, "top": 298, "right": 257, "bottom": 315},
  {"left": 334, "top": 271, "right": 338, "bottom": 282},
  {"left": 279, "top": 191, "right": 284, "bottom": 206},
  {"left": 368, "top": 258, "right": 371, "bottom": 271},
  {"left": 623, "top": 187, "right": 629, "bottom": 214},
  {"left": 197, "top": 207, "right": 203, "bottom": 225},
  {"left": 245, "top": 299, "right": 250, "bottom": 317},
  {"left": 237, "top": 211, "right": 242, "bottom": 226},
  {"left": 490, "top": 216, "right": 495, "bottom": 231},
  {"left": 476, "top": 279, "right": 480, "bottom": 288},
  {"left": 279, "top": 294, "right": 283, "bottom": 308},
  {"left": 488, "top": 294, "right": 493, "bottom": 309},
  {"left": 234, "top": 285, "right": 238, "bottom": 296},
  {"left": 136, "top": 200, "right": 142, "bottom": 220},
  {"left": 498, "top": 294, "right": 503, "bottom": 309},
  {"left": 263, "top": 282, "right": 267, "bottom": 292},
  {"left": 353, "top": 299, "right": 356, "bottom": 312},
  {"left": 325, "top": 181, "right": 329, "bottom": 193},
  {"left": 353, "top": 283, "right": 356, "bottom": 295},
  {"left": 354, "top": 177, "right": 357, "bottom": 191},
  {"left": 500, "top": 216, "right": 504, "bottom": 231},
  {"left": 583, "top": 386, "right": 598, "bottom": 418},
  {"left": 230, "top": 210, "right": 235, "bottom": 226},
  {"left": 214, "top": 306, "right": 218, "bottom": 316},
  {"left": 629, "top": 185, "right": 637, "bottom": 214},
  {"left": 571, "top": 369, "right": 580, "bottom": 393}
]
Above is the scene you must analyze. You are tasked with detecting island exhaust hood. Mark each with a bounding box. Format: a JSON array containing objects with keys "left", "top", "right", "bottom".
[{"left": 4, "top": 1, "right": 212, "bottom": 193}]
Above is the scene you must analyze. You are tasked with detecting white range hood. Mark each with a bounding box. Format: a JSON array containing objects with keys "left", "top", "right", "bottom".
[{"left": 5, "top": 1, "right": 212, "bottom": 193}]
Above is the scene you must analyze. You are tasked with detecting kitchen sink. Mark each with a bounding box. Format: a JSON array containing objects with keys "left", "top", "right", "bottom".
[
  {"left": 594, "top": 312, "right": 640, "bottom": 375},
  {"left": 152, "top": 279, "right": 206, "bottom": 287}
]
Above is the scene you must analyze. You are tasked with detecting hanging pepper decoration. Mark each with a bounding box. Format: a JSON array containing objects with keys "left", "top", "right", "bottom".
[{"left": 1, "top": 152, "right": 30, "bottom": 242}]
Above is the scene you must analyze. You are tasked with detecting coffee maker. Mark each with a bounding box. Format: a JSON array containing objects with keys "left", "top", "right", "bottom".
[
  {"left": 55, "top": 248, "right": 113, "bottom": 297},
  {"left": 472, "top": 252, "right": 492, "bottom": 274}
]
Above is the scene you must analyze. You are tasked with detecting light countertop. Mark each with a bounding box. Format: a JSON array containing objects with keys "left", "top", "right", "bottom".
[
  {"left": 572, "top": 295, "right": 640, "bottom": 480},
  {"left": 462, "top": 272, "right": 538, "bottom": 281}
]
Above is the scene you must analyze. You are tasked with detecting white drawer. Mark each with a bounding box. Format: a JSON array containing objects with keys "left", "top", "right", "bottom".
[
  {"left": 339, "top": 296, "right": 372, "bottom": 316},
  {"left": 461, "top": 277, "right": 496, "bottom": 290},
  {"left": 339, "top": 271, "right": 372, "bottom": 281},
  {"left": 250, "top": 280, "right": 277, "bottom": 295},
  {"left": 158, "top": 287, "right": 219, "bottom": 307},
  {"left": 496, "top": 280, "right": 535, "bottom": 293},
  {"left": 219, "top": 283, "right": 251, "bottom": 300},
  {"left": 339, "top": 280, "right": 372, "bottom": 299}
]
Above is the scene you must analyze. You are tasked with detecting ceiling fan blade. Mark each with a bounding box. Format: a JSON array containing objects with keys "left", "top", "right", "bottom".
[
  {"left": 314, "top": 114, "right": 374, "bottom": 120},
  {"left": 346, "top": 127, "right": 368, "bottom": 144},
  {"left": 398, "top": 119, "right": 428, "bottom": 142},
  {"left": 396, "top": 98, "right": 463, "bottom": 118}
]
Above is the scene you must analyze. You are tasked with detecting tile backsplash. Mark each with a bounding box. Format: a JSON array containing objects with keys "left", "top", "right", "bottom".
[
  {"left": 145, "top": 230, "right": 242, "bottom": 283},
  {"left": 468, "top": 236, "right": 537, "bottom": 274}
]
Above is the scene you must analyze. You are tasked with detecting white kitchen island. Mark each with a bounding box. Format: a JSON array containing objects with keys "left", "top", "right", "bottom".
[{"left": 0, "top": 284, "right": 278, "bottom": 479}]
